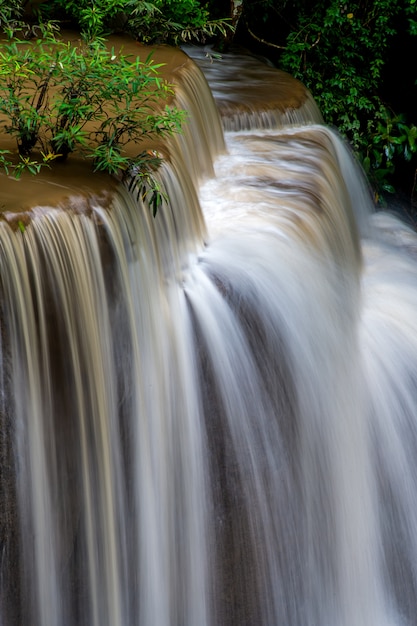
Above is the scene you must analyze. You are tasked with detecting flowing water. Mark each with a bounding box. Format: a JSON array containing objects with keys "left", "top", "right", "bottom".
[{"left": 1, "top": 46, "right": 417, "bottom": 626}]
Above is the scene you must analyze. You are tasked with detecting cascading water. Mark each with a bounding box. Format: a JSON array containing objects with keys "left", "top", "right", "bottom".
[{"left": 1, "top": 45, "right": 417, "bottom": 626}]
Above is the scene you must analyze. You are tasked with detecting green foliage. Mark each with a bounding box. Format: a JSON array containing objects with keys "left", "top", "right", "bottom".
[
  {"left": 0, "top": 1, "right": 232, "bottom": 213},
  {"left": 36, "top": 0, "right": 232, "bottom": 44},
  {"left": 154, "top": 0, "right": 210, "bottom": 28},
  {"left": 280, "top": 0, "right": 417, "bottom": 196},
  {"left": 0, "top": 25, "right": 185, "bottom": 200},
  {"left": 361, "top": 110, "right": 417, "bottom": 194},
  {"left": 127, "top": 1, "right": 233, "bottom": 45},
  {"left": 41, "top": 0, "right": 127, "bottom": 40},
  {"left": 0, "top": 0, "right": 23, "bottom": 28},
  {"left": 407, "top": 0, "right": 417, "bottom": 32}
]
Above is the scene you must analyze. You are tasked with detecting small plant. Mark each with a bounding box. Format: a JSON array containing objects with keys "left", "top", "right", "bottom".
[{"left": 0, "top": 26, "right": 186, "bottom": 206}]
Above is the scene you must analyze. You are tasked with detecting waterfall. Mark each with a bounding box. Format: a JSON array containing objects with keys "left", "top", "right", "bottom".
[{"left": 2, "top": 46, "right": 417, "bottom": 626}]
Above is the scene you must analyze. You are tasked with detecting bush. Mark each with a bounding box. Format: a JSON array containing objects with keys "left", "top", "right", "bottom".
[
  {"left": 127, "top": 0, "right": 233, "bottom": 44},
  {"left": 37, "top": 0, "right": 232, "bottom": 44},
  {"left": 39, "top": 0, "right": 128, "bottom": 40},
  {"left": 0, "top": 25, "right": 185, "bottom": 211},
  {"left": 279, "top": 0, "right": 417, "bottom": 197}
]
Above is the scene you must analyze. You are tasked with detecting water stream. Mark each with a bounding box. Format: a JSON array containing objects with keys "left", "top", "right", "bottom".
[{"left": 1, "top": 46, "right": 417, "bottom": 626}]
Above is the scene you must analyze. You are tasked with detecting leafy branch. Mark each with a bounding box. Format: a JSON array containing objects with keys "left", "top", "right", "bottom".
[{"left": 0, "top": 27, "right": 186, "bottom": 211}]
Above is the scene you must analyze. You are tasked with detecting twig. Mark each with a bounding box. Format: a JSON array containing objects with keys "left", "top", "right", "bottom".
[{"left": 245, "top": 21, "right": 286, "bottom": 50}]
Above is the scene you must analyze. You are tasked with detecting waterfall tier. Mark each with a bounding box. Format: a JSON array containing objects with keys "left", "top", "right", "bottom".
[{"left": 2, "top": 43, "right": 417, "bottom": 626}]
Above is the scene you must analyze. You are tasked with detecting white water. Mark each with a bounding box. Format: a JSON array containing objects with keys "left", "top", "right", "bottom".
[{"left": 1, "top": 50, "right": 417, "bottom": 626}]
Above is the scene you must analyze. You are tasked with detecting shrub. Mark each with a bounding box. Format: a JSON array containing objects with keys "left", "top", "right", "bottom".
[
  {"left": 127, "top": 0, "right": 233, "bottom": 44},
  {"left": 279, "top": 0, "right": 417, "bottom": 197},
  {"left": 38, "top": 0, "right": 232, "bottom": 45},
  {"left": 0, "top": 25, "right": 185, "bottom": 211},
  {"left": 39, "top": 0, "right": 128, "bottom": 40}
]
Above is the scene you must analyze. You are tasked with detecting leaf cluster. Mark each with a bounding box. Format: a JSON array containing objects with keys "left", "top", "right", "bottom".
[
  {"left": 0, "top": 1, "right": 235, "bottom": 213},
  {"left": 36, "top": 0, "right": 233, "bottom": 45},
  {"left": 0, "top": 25, "right": 186, "bottom": 212},
  {"left": 280, "top": 0, "right": 417, "bottom": 197},
  {"left": 0, "top": 0, "right": 22, "bottom": 29}
]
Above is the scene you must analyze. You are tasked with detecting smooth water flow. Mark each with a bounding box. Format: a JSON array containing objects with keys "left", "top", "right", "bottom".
[{"left": 1, "top": 48, "right": 417, "bottom": 626}]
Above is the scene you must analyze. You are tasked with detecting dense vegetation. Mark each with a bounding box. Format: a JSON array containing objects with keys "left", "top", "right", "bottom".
[
  {"left": 229, "top": 0, "right": 417, "bottom": 201},
  {"left": 0, "top": 0, "right": 416, "bottom": 203},
  {"left": 0, "top": 25, "right": 183, "bottom": 189},
  {"left": 0, "top": 1, "right": 219, "bottom": 209},
  {"left": 0, "top": 0, "right": 232, "bottom": 209}
]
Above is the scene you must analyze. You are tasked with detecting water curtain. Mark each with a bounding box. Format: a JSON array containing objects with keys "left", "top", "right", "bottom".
[{"left": 1, "top": 47, "right": 417, "bottom": 626}]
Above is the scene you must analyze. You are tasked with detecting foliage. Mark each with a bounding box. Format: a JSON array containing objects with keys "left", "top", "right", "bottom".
[
  {"left": 0, "top": 25, "right": 185, "bottom": 207},
  {"left": 0, "top": 0, "right": 23, "bottom": 28},
  {"left": 279, "top": 0, "right": 417, "bottom": 196},
  {"left": 127, "top": 0, "right": 233, "bottom": 45},
  {"left": 0, "top": 1, "right": 232, "bottom": 213},
  {"left": 38, "top": 0, "right": 233, "bottom": 44},
  {"left": 40, "top": 0, "right": 128, "bottom": 40},
  {"left": 363, "top": 110, "right": 417, "bottom": 194}
]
